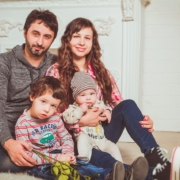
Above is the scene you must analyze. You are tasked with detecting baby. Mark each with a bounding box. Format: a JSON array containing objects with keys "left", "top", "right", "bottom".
[{"left": 63, "top": 72, "right": 122, "bottom": 162}]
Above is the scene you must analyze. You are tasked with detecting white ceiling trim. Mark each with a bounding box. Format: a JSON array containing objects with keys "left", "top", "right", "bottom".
[{"left": 0, "top": 0, "right": 121, "bottom": 7}]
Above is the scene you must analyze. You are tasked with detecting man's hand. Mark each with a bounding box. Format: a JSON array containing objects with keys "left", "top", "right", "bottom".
[
  {"left": 4, "top": 139, "right": 37, "bottom": 167},
  {"left": 79, "top": 107, "right": 107, "bottom": 127}
]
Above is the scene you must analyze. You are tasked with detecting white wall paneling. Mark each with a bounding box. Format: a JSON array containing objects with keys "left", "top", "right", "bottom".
[{"left": 142, "top": 0, "right": 180, "bottom": 132}]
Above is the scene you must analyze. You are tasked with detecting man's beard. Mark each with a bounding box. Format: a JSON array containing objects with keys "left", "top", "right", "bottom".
[{"left": 26, "top": 40, "right": 49, "bottom": 57}]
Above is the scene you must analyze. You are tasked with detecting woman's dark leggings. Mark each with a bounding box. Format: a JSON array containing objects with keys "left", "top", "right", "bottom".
[{"left": 89, "top": 99, "right": 158, "bottom": 179}]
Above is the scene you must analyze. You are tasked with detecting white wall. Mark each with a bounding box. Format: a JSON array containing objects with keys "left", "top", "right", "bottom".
[{"left": 141, "top": 0, "right": 180, "bottom": 132}]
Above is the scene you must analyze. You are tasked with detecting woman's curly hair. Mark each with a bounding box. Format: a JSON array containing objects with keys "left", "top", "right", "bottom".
[{"left": 57, "top": 17, "right": 112, "bottom": 105}]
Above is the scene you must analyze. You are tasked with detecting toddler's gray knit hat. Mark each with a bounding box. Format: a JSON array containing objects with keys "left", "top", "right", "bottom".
[{"left": 71, "top": 71, "right": 97, "bottom": 99}]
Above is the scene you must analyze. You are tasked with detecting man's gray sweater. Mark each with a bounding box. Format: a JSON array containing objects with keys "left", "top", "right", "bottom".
[{"left": 0, "top": 44, "right": 56, "bottom": 145}]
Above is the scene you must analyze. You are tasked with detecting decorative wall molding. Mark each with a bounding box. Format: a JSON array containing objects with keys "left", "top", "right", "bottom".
[
  {"left": 141, "top": 0, "right": 151, "bottom": 7},
  {"left": 122, "top": 0, "right": 134, "bottom": 21},
  {"left": 0, "top": 19, "right": 23, "bottom": 37},
  {"left": 0, "top": 16, "right": 115, "bottom": 37},
  {"left": 93, "top": 17, "right": 116, "bottom": 36},
  {"left": 121, "top": 0, "right": 150, "bottom": 21},
  {"left": 0, "top": 0, "right": 121, "bottom": 7},
  {"left": 121, "top": 0, "right": 142, "bottom": 103}
]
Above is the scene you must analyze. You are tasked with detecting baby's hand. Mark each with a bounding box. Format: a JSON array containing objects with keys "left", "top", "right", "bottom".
[
  {"left": 101, "top": 110, "right": 111, "bottom": 123},
  {"left": 59, "top": 154, "right": 76, "bottom": 164},
  {"left": 79, "top": 103, "right": 88, "bottom": 113}
]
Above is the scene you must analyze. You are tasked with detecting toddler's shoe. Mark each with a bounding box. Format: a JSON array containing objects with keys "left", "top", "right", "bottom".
[
  {"left": 124, "top": 156, "right": 148, "bottom": 180},
  {"left": 105, "top": 161, "right": 125, "bottom": 180}
]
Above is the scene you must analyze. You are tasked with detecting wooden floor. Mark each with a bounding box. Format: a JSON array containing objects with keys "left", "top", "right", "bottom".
[{"left": 117, "top": 131, "right": 180, "bottom": 164}]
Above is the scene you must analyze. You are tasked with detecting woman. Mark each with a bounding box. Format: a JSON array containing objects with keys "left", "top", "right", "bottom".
[{"left": 46, "top": 17, "right": 171, "bottom": 180}]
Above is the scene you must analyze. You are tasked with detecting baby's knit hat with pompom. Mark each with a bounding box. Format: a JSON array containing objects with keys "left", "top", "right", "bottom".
[{"left": 71, "top": 71, "right": 97, "bottom": 99}]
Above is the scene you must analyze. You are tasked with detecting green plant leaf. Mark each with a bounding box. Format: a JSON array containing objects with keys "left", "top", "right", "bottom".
[{"left": 32, "top": 149, "right": 98, "bottom": 180}]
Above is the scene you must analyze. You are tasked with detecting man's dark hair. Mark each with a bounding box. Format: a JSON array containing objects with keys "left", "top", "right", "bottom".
[{"left": 24, "top": 9, "right": 58, "bottom": 40}]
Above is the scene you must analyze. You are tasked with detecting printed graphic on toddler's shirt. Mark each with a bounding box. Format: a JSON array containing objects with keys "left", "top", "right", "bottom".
[{"left": 40, "top": 132, "right": 55, "bottom": 146}]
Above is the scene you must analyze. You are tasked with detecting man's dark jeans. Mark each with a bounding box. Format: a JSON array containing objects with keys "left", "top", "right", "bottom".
[{"left": 0, "top": 144, "right": 30, "bottom": 172}]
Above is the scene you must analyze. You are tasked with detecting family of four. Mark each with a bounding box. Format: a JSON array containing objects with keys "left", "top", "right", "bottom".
[{"left": 0, "top": 9, "right": 177, "bottom": 180}]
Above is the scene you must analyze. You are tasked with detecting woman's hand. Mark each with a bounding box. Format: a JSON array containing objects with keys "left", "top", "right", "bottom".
[
  {"left": 139, "top": 115, "right": 154, "bottom": 133},
  {"left": 101, "top": 110, "right": 111, "bottom": 123},
  {"left": 79, "top": 107, "right": 107, "bottom": 127}
]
